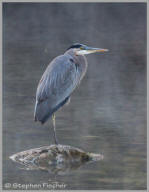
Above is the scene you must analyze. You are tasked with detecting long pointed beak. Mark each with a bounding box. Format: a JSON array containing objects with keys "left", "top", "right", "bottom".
[
  {"left": 86, "top": 46, "right": 109, "bottom": 53},
  {"left": 76, "top": 46, "right": 109, "bottom": 55}
]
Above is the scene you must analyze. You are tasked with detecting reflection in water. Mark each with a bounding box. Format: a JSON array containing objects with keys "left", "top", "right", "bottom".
[
  {"left": 3, "top": 3, "right": 146, "bottom": 190},
  {"left": 10, "top": 145, "right": 103, "bottom": 175}
]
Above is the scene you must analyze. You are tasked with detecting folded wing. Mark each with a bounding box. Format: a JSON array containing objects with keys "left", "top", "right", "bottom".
[{"left": 34, "top": 54, "right": 80, "bottom": 124}]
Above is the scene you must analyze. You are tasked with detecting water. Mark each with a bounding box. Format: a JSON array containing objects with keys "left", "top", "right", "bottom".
[{"left": 3, "top": 3, "right": 146, "bottom": 190}]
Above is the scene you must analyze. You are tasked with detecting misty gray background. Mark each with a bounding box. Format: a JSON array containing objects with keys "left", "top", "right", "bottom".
[{"left": 3, "top": 3, "right": 146, "bottom": 190}]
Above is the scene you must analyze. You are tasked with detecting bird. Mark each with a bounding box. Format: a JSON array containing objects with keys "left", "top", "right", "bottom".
[{"left": 34, "top": 43, "right": 108, "bottom": 144}]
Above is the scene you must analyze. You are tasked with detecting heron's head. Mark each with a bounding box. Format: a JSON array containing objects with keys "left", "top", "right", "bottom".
[{"left": 67, "top": 43, "right": 108, "bottom": 55}]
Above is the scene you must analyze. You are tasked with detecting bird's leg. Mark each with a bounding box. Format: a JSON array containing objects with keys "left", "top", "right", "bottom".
[{"left": 52, "top": 114, "right": 58, "bottom": 145}]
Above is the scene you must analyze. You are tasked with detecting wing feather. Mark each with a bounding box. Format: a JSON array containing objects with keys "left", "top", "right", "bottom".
[{"left": 34, "top": 54, "right": 80, "bottom": 123}]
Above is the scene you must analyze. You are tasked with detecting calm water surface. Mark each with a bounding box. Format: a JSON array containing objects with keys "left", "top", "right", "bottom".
[{"left": 3, "top": 3, "right": 146, "bottom": 190}]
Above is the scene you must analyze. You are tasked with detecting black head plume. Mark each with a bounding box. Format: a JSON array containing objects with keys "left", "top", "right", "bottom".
[{"left": 67, "top": 43, "right": 85, "bottom": 50}]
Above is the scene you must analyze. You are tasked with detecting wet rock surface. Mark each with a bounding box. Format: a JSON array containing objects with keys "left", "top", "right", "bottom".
[{"left": 9, "top": 145, "right": 103, "bottom": 174}]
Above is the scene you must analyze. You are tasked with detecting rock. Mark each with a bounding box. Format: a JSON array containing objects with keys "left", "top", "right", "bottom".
[{"left": 10, "top": 145, "right": 103, "bottom": 174}]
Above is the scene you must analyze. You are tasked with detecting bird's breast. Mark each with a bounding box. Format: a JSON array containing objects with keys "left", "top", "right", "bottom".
[{"left": 75, "top": 55, "right": 88, "bottom": 82}]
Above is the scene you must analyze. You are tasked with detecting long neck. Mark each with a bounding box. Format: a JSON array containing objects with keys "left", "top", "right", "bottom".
[{"left": 64, "top": 49, "right": 88, "bottom": 81}]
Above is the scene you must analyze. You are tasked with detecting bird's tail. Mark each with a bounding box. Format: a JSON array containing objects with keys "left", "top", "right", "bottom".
[
  {"left": 34, "top": 100, "right": 53, "bottom": 124},
  {"left": 34, "top": 97, "right": 70, "bottom": 124}
]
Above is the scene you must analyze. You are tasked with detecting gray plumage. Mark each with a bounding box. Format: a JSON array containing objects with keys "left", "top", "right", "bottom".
[
  {"left": 34, "top": 43, "right": 108, "bottom": 144},
  {"left": 34, "top": 48, "right": 87, "bottom": 124}
]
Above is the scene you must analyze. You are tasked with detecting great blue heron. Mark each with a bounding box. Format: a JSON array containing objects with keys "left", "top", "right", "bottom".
[{"left": 34, "top": 43, "right": 108, "bottom": 144}]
